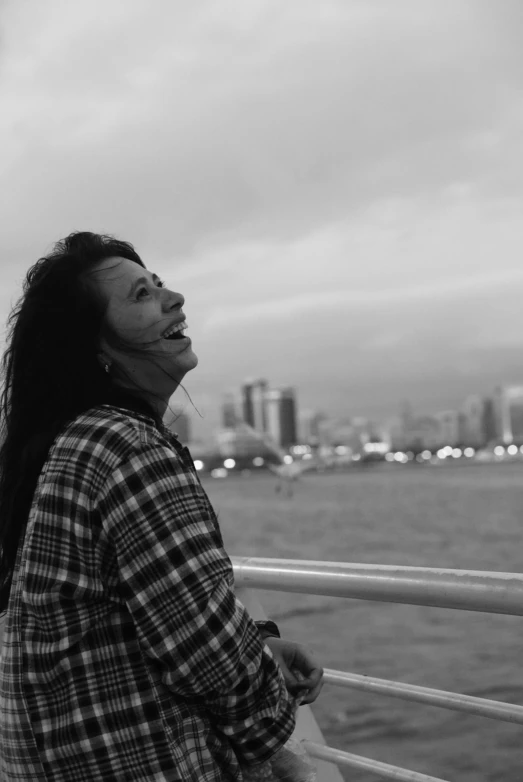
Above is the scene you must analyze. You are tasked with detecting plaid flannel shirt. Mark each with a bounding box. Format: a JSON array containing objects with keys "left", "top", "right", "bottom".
[{"left": 0, "top": 405, "right": 295, "bottom": 781}]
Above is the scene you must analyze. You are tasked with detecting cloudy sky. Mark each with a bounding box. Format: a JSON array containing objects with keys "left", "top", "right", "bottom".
[{"left": 2, "top": 0, "right": 523, "bottom": 441}]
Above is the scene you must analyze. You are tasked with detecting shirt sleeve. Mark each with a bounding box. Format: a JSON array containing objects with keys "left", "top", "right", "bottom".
[{"left": 96, "top": 441, "right": 295, "bottom": 766}]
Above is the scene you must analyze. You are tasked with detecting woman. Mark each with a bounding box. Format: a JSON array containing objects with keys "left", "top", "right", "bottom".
[{"left": 0, "top": 232, "right": 323, "bottom": 781}]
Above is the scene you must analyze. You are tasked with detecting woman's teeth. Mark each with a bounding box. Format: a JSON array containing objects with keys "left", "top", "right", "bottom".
[{"left": 163, "top": 321, "right": 188, "bottom": 340}]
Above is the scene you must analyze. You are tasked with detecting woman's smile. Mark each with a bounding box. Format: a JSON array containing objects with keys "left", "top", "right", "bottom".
[
  {"left": 162, "top": 319, "right": 188, "bottom": 340},
  {"left": 159, "top": 320, "right": 193, "bottom": 352}
]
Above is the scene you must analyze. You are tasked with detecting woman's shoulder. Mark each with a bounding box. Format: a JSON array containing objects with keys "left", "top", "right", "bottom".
[{"left": 53, "top": 404, "right": 164, "bottom": 467}]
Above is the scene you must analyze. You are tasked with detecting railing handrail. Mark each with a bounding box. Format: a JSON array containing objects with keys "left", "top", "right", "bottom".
[
  {"left": 323, "top": 668, "right": 523, "bottom": 725},
  {"left": 232, "top": 556, "right": 523, "bottom": 615},
  {"left": 304, "top": 741, "right": 449, "bottom": 782}
]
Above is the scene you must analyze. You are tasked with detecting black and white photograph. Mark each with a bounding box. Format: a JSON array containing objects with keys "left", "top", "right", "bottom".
[{"left": 1, "top": 2, "right": 523, "bottom": 780}]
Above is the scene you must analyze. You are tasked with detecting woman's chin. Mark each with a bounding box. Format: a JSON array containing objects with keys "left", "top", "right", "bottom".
[
  {"left": 173, "top": 347, "right": 198, "bottom": 375},
  {"left": 184, "top": 347, "right": 198, "bottom": 370}
]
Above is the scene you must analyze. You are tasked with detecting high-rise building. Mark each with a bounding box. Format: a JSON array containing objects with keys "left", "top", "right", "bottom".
[
  {"left": 461, "top": 395, "right": 487, "bottom": 447},
  {"left": 241, "top": 378, "right": 268, "bottom": 432},
  {"left": 241, "top": 380, "right": 254, "bottom": 427},
  {"left": 317, "top": 417, "right": 334, "bottom": 447},
  {"left": 298, "top": 410, "right": 326, "bottom": 445},
  {"left": 493, "top": 385, "right": 523, "bottom": 444},
  {"left": 279, "top": 387, "right": 297, "bottom": 447},
  {"left": 252, "top": 379, "right": 268, "bottom": 432},
  {"left": 482, "top": 397, "right": 497, "bottom": 444},
  {"left": 435, "top": 410, "right": 460, "bottom": 447},
  {"left": 327, "top": 418, "right": 362, "bottom": 451},
  {"left": 264, "top": 387, "right": 297, "bottom": 448},
  {"left": 221, "top": 392, "right": 238, "bottom": 429},
  {"left": 407, "top": 416, "right": 441, "bottom": 451},
  {"left": 385, "top": 417, "right": 406, "bottom": 451},
  {"left": 265, "top": 389, "right": 282, "bottom": 446},
  {"left": 399, "top": 400, "right": 414, "bottom": 433}
]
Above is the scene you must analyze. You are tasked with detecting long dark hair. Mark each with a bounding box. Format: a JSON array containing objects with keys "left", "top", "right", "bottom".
[{"left": 0, "top": 231, "right": 157, "bottom": 614}]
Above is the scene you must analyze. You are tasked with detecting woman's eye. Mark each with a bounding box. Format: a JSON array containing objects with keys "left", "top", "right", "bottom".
[{"left": 136, "top": 279, "right": 165, "bottom": 299}]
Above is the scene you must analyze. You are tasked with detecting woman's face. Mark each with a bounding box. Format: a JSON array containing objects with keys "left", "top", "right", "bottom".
[{"left": 93, "top": 256, "right": 198, "bottom": 409}]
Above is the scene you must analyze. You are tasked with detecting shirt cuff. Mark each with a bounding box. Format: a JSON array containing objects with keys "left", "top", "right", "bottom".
[{"left": 254, "top": 620, "right": 281, "bottom": 639}]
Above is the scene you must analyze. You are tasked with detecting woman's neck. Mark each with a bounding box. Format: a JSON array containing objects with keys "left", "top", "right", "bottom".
[{"left": 107, "top": 385, "right": 165, "bottom": 427}]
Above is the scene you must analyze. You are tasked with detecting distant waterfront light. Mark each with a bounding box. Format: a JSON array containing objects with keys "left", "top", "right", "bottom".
[
  {"left": 421, "top": 450, "right": 431, "bottom": 460},
  {"left": 363, "top": 442, "right": 388, "bottom": 455},
  {"left": 224, "top": 458, "right": 236, "bottom": 469},
  {"left": 443, "top": 445, "right": 453, "bottom": 456},
  {"left": 211, "top": 468, "right": 228, "bottom": 479},
  {"left": 291, "top": 444, "right": 309, "bottom": 455},
  {"left": 253, "top": 457, "right": 264, "bottom": 466},
  {"left": 452, "top": 448, "right": 462, "bottom": 459},
  {"left": 352, "top": 453, "right": 361, "bottom": 461},
  {"left": 194, "top": 459, "right": 204, "bottom": 471},
  {"left": 494, "top": 445, "right": 505, "bottom": 457},
  {"left": 394, "top": 452, "right": 407, "bottom": 463},
  {"left": 335, "top": 445, "right": 349, "bottom": 455},
  {"left": 415, "top": 454, "right": 424, "bottom": 463},
  {"left": 437, "top": 448, "right": 447, "bottom": 459},
  {"left": 385, "top": 452, "right": 394, "bottom": 462},
  {"left": 520, "top": 445, "right": 523, "bottom": 455},
  {"left": 283, "top": 454, "right": 293, "bottom": 464},
  {"left": 302, "top": 453, "right": 313, "bottom": 460},
  {"left": 507, "top": 444, "right": 518, "bottom": 456},
  {"left": 464, "top": 448, "right": 475, "bottom": 458}
]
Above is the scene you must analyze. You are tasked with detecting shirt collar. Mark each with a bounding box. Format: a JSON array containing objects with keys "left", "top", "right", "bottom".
[{"left": 100, "top": 403, "right": 183, "bottom": 446}]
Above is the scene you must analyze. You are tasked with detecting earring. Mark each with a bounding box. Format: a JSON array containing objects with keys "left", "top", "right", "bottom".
[{"left": 104, "top": 363, "right": 110, "bottom": 374}]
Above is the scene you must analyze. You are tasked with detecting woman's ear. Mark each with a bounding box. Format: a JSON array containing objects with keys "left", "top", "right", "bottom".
[{"left": 97, "top": 353, "right": 111, "bottom": 373}]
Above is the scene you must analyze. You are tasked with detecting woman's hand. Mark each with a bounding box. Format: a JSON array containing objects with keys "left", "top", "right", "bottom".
[{"left": 264, "top": 637, "right": 324, "bottom": 705}]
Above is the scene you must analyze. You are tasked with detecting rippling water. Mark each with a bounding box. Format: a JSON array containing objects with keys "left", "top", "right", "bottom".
[{"left": 203, "top": 462, "right": 523, "bottom": 782}]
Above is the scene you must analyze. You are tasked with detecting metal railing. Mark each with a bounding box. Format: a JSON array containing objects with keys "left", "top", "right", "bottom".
[{"left": 232, "top": 557, "right": 523, "bottom": 782}]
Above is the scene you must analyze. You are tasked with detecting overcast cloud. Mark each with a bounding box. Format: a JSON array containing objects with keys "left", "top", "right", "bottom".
[{"left": 2, "top": 0, "right": 523, "bottom": 440}]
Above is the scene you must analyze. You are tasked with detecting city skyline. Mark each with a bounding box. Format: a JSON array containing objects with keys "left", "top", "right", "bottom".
[
  {"left": 2, "top": 1, "right": 523, "bottom": 444},
  {"left": 182, "top": 372, "right": 523, "bottom": 456}
]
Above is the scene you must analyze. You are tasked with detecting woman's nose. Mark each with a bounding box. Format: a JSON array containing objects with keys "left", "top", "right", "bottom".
[{"left": 163, "top": 288, "right": 184, "bottom": 311}]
